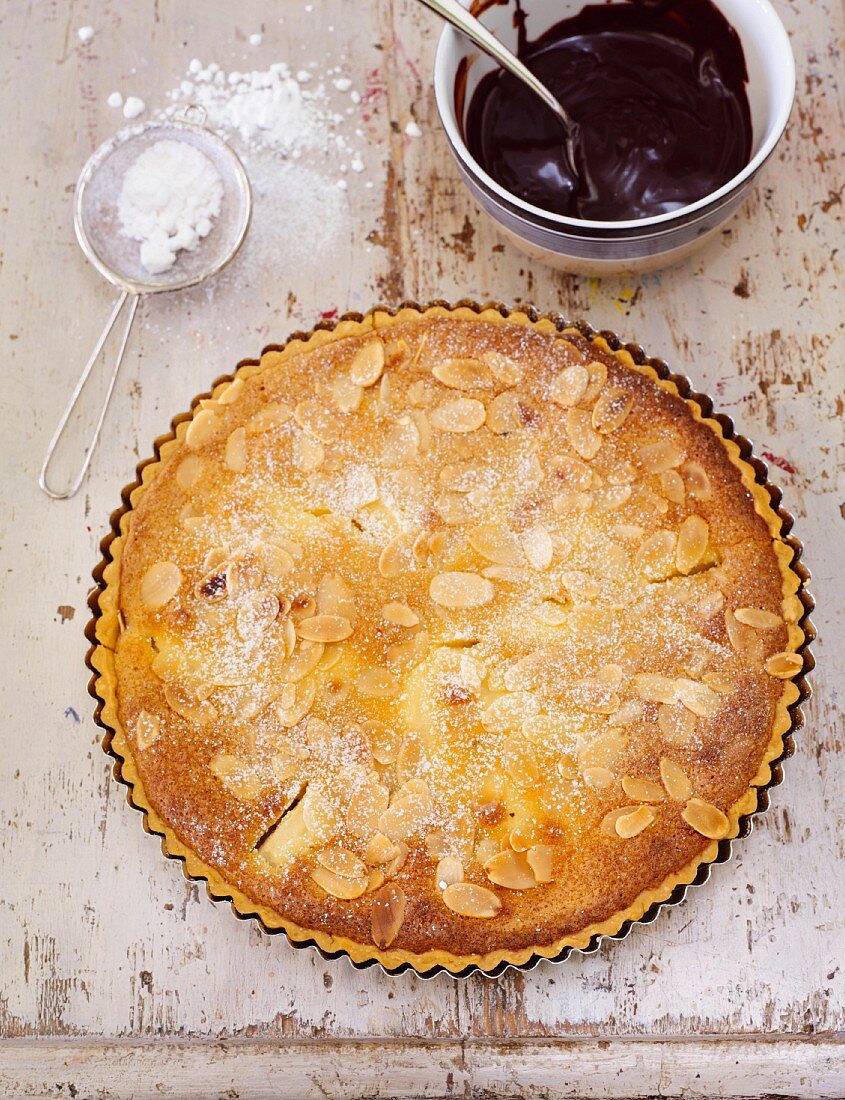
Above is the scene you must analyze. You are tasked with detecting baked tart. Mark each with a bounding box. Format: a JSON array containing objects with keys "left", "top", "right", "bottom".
[{"left": 89, "top": 303, "right": 812, "bottom": 975}]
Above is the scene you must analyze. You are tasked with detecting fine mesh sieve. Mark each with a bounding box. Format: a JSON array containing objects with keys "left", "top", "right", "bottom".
[{"left": 39, "top": 107, "right": 252, "bottom": 499}]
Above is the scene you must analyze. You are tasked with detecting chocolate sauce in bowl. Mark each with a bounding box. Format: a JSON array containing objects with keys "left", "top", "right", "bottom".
[{"left": 463, "top": 0, "right": 752, "bottom": 221}]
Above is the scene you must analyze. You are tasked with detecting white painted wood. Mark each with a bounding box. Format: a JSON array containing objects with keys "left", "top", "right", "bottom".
[
  {"left": 2, "top": 1038, "right": 845, "bottom": 1099},
  {"left": 0, "top": 0, "right": 842, "bottom": 1089}
]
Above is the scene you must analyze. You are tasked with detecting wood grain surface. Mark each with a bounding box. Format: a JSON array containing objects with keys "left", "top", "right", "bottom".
[{"left": 0, "top": 0, "right": 842, "bottom": 1095}]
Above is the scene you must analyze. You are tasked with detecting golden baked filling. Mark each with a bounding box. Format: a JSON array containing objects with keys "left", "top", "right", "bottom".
[{"left": 95, "top": 306, "right": 805, "bottom": 972}]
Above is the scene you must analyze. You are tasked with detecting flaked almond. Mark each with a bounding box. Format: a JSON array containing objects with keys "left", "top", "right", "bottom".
[
  {"left": 371, "top": 883, "right": 406, "bottom": 948},
  {"left": 430, "top": 571, "right": 494, "bottom": 610},
  {"left": 296, "top": 614, "right": 353, "bottom": 643},
  {"left": 658, "top": 703, "right": 698, "bottom": 745},
  {"left": 439, "top": 460, "right": 498, "bottom": 494},
  {"left": 676, "top": 678, "right": 720, "bottom": 717},
  {"left": 503, "top": 735, "right": 542, "bottom": 788},
  {"left": 552, "top": 451, "right": 593, "bottom": 490},
  {"left": 633, "top": 673, "right": 679, "bottom": 704},
  {"left": 592, "top": 387, "right": 633, "bottom": 433},
  {"left": 356, "top": 667, "right": 401, "bottom": 698},
  {"left": 292, "top": 433, "right": 325, "bottom": 473},
  {"left": 316, "top": 846, "right": 368, "bottom": 881},
  {"left": 217, "top": 377, "right": 244, "bottom": 405},
  {"left": 565, "top": 407, "right": 602, "bottom": 460},
  {"left": 365, "top": 832, "right": 402, "bottom": 866},
  {"left": 395, "top": 735, "right": 421, "bottom": 784},
  {"left": 600, "top": 805, "right": 640, "bottom": 837},
  {"left": 302, "top": 788, "right": 340, "bottom": 843},
  {"left": 378, "top": 534, "right": 407, "bottom": 579},
  {"left": 593, "top": 485, "right": 632, "bottom": 512},
  {"left": 367, "top": 868, "right": 386, "bottom": 894},
  {"left": 572, "top": 679, "right": 620, "bottom": 715},
  {"left": 435, "top": 856, "right": 464, "bottom": 890},
  {"left": 381, "top": 601, "right": 419, "bottom": 627},
  {"left": 521, "top": 523, "right": 553, "bottom": 571},
  {"left": 349, "top": 339, "right": 385, "bottom": 387},
  {"left": 725, "top": 610, "right": 765, "bottom": 664},
  {"left": 659, "top": 469, "right": 686, "bottom": 504},
  {"left": 175, "top": 455, "right": 204, "bottom": 490},
  {"left": 482, "top": 691, "right": 540, "bottom": 734},
  {"left": 621, "top": 776, "right": 664, "bottom": 803},
  {"left": 676, "top": 515, "right": 709, "bottom": 574},
  {"left": 294, "top": 397, "right": 343, "bottom": 443},
  {"left": 484, "top": 849, "right": 536, "bottom": 890},
  {"left": 378, "top": 795, "right": 427, "bottom": 842},
  {"left": 485, "top": 390, "right": 523, "bottom": 434},
  {"left": 682, "top": 798, "right": 729, "bottom": 839},
  {"left": 660, "top": 757, "right": 693, "bottom": 801},
  {"left": 311, "top": 865, "right": 369, "bottom": 900},
  {"left": 615, "top": 805, "right": 656, "bottom": 838},
  {"left": 481, "top": 349, "right": 522, "bottom": 386},
  {"left": 636, "top": 529, "right": 677, "bottom": 579},
  {"left": 317, "top": 573, "right": 356, "bottom": 621},
  {"left": 682, "top": 460, "right": 712, "bottom": 500},
  {"left": 581, "top": 360, "right": 607, "bottom": 403},
  {"left": 430, "top": 396, "right": 486, "bottom": 433},
  {"left": 442, "top": 881, "right": 501, "bottom": 918},
  {"left": 432, "top": 357, "right": 490, "bottom": 389},
  {"left": 553, "top": 490, "right": 594, "bottom": 514},
  {"left": 526, "top": 844, "right": 553, "bottom": 883},
  {"left": 735, "top": 607, "right": 782, "bottom": 630},
  {"left": 164, "top": 683, "right": 217, "bottom": 725},
  {"left": 533, "top": 599, "right": 569, "bottom": 626},
  {"left": 209, "top": 754, "right": 263, "bottom": 801},
  {"left": 224, "top": 426, "right": 247, "bottom": 473},
  {"left": 140, "top": 561, "right": 182, "bottom": 610},
  {"left": 258, "top": 542, "right": 296, "bottom": 582},
  {"left": 330, "top": 374, "right": 364, "bottom": 413},
  {"left": 469, "top": 522, "right": 524, "bottom": 567},
  {"left": 582, "top": 766, "right": 615, "bottom": 790},
  {"left": 765, "top": 651, "right": 803, "bottom": 678},
  {"left": 248, "top": 401, "right": 292, "bottom": 433},
  {"left": 549, "top": 364, "right": 589, "bottom": 407},
  {"left": 640, "top": 439, "right": 684, "bottom": 473},
  {"left": 363, "top": 720, "right": 401, "bottom": 765},
  {"left": 134, "top": 710, "right": 160, "bottom": 750},
  {"left": 184, "top": 408, "right": 218, "bottom": 448},
  {"left": 435, "top": 489, "right": 475, "bottom": 525},
  {"left": 281, "top": 639, "right": 325, "bottom": 683}
]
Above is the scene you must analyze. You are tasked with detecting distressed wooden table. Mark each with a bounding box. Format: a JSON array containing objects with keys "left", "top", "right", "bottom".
[{"left": 0, "top": 1, "right": 843, "bottom": 1097}]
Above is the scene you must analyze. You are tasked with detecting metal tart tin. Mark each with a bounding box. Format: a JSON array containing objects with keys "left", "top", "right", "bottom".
[{"left": 86, "top": 300, "right": 815, "bottom": 979}]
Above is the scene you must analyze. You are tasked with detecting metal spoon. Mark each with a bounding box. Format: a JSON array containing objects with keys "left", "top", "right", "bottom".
[{"left": 417, "top": 0, "right": 575, "bottom": 135}]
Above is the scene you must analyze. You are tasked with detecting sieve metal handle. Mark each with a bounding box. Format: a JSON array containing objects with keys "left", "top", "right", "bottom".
[{"left": 39, "top": 290, "right": 139, "bottom": 500}]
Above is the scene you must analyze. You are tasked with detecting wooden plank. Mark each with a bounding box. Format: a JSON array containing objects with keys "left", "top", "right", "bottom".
[
  {"left": 0, "top": 0, "right": 842, "bottom": 1055},
  {"left": 2, "top": 1038, "right": 845, "bottom": 1099}
]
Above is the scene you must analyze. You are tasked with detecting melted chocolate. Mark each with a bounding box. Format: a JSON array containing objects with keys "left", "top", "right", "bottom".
[{"left": 463, "top": 0, "right": 752, "bottom": 221}]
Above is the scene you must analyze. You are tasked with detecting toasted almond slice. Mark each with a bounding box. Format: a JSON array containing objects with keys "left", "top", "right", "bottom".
[
  {"left": 633, "top": 673, "right": 679, "bottom": 704},
  {"left": 485, "top": 390, "right": 523, "bottom": 434},
  {"left": 676, "top": 678, "right": 720, "bottom": 717},
  {"left": 657, "top": 703, "right": 698, "bottom": 745},
  {"left": 209, "top": 754, "right": 263, "bottom": 801},
  {"left": 281, "top": 639, "right": 325, "bottom": 683},
  {"left": 614, "top": 805, "right": 656, "bottom": 838},
  {"left": 175, "top": 454, "right": 205, "bottom": 489},
  {"left": 185, "top": 408, "right": 218, "bottom": 448},
  {"left": 572, "top": 679, "right": 620, "bottom": 715},
  {"left": 565, "top": 407, "right": 602, "bottom": 460},
  {"left": 469, "top": 522, "right": 524, "bottom": 567},
  {"left": 592, "top": 387, "right": 633, "bottom": 433},
  {"left": 725, "top": 610, "right": 765, "bottom": 664},
  {"left": 582, "top": 766, "right": 615, "bottom": 790},
  {"left": 363, "top": 720, "right": 400, "bottom": 765},
  {"left": 593, "top": 484, "right": 632, "bottom": 512},
  {"left": 365, "top": 832, "right": 402, "bottom": 866},
  {"left": 224, "top": 426, "right": 247, "bottom": 472},
  {"left": 636, "top": 529, "right": 677, "bottom": 579},
  {"left": 481, "top": 349, "right": 523, "bottom": 386},
  {"left": 526, "top": 844, "right": 553, "bottom": 883},
  {"left": 378, "top": 795, "right": 427, "bottom": 842},
  {"left": 378, "top": 534, "right": 407, "bottom": 579},
  {"left": 676, "top": 515, "right": 709, "bottom": 574},
  {"left": 521, "top": 523, "right": 554, "bottom": 571},
  {"left": 659, "top": 469, "right": 686, "bottom": 504},
  {"left": 765, "top": 651, "right": 803, "bottom": 678},
  {"left": 311, "top": 865, "right": 369, "bottom": 900},
  {"left": 581, "top": 360, "right": 607, "bottom": 403},
  {"left": 371, "top": 883, "right": 407, "bottom": 948},
  {"left": 367, "top": 868, "right": 386, "bottom": 894},
  {"left": 292, "top": 433, "right": 325, "bottom": 473},
  {"left": 346, "top": 777, "right": 390, "bottom": 837},
  {"left": 316, "top": 846, "right": 368, "bottom": 881},
  {"left": 356, "top": 668, "right": 401, "bottom": 698},
  {"left": 550, "top": 364, "right": 589, "bottom": 407},
  {"left": 735, "top": 607, "right": 782, "bottom": 630},
  {"left": 475, "top": 836, "right": 500, "bottom": 866},
  {"left": 682, "top": 461, "right": 712, "bottom": 500},
  {"left": 295, "top": 614, "right": 353, "bottom": 643},
  {"left": 430, "top": 571, "right": 495, "bottom": 609},
  {"left": 432, "top": 357, "right": 490, "bottom": 389},
  {"left": 553, "top": 490, "right": 594, "bottom": 514},
  {"left": 330, "top": 374, "right": 364, "bottom": 413},
  {"left": 164, "top": 682, "right": 218, "bottom": 725},
  {"left": 140, "top": 561, "right": 182, "bottom": 610},
  {"left": 659, "top": 757, "right": 693, "bottom": 801},
  {"left": 316, "top": 573, "right": 356, "bottom": 621},
  {"left": 381, "top": 600, "right": 419, "bottom": 627},
  {"left": 621, "top": 776, "right": 665, "bottom": 803},
  {"left": 217, "top": 377, "right": 244, "bottom": 405},
  {"left": 349, "top": 339, "right": 385, "bottom": 386},
  {"left": 600, "top": 805, "right": 640, "bottom": 837},
  {"left": 482, "top": 691, "right": 540, "bottom": 734},
  {"left": 430, "top": 396, "right": 486, "bottom": 433},
  {"left": 248, "top": 401, "right": 293, "bottom": 434},
  {"left": 533, "top": 599, "right": 569, "bottom": 626},
  {"left": 134, "top": 710, "right": 160, "bottom": 750},
  {"left": 442, "top": 881, "right": 501, "bottom": 918},
  {"left": 682, "top": 798, "right": 729, "bottom": 839},
  {"left": 639, "top": 439, "right": 684, "bottom": 473},
  {"left": 436, "top": 856, "right": 464, "bottom": 890},
  {"left": 484, "top": 849, "right": 536, "bottom": 890},
  {"left": 395, "top": 735, "right": 421, "bottom": 784}
]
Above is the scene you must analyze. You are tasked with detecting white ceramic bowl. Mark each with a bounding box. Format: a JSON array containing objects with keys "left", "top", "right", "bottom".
[{"left": 434, "top": 0, "right": 795, "bottom": 274}]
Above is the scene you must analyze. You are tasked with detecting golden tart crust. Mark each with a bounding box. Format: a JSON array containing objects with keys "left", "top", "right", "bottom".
[{"left": 90, "top": 304, "right": 808, "bottom": 974}]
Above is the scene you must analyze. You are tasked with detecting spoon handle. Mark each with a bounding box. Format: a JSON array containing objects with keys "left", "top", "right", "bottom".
[{"left": 417, "top": 0, "right": 573, "bottom": 131}]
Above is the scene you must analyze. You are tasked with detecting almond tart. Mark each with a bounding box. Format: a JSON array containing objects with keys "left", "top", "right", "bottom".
[{"left": 88, "top": 303, "right": 812, "bottom": 976}]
